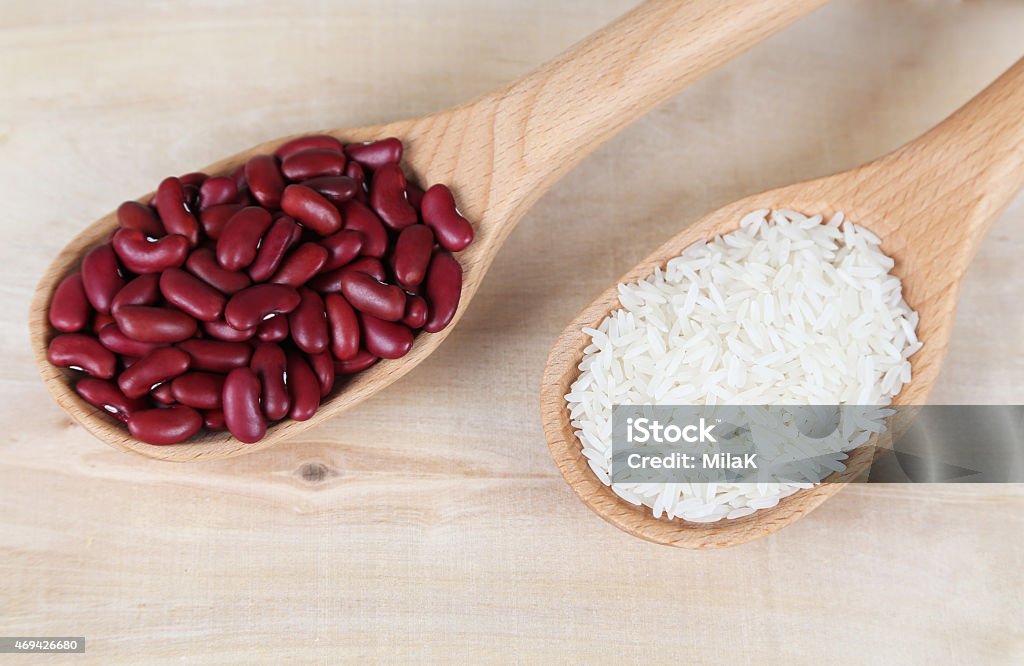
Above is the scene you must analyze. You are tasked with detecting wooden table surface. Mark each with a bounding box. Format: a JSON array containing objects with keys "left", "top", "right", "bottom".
[{"left": 2, "top": 1, "right": 1023, "bottom": 663}]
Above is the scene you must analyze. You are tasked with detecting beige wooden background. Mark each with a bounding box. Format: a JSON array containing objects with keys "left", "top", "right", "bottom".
[{"left": 2, "top": 1, "right": 1023, "bottom": 663}]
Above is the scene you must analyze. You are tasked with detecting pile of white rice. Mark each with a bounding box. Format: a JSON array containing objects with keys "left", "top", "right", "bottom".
[{"left": 564, "top": 209, "right": 921, "bottom": 522}]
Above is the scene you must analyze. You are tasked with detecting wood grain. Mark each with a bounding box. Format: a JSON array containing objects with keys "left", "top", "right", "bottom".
[
  {"left": 2, "top": 0, "right": 1023, "bottom": 662},
  {"left": 541, "top": 57, "right": 1024, "bottom": 548},
  {"left": 27, "top": 0, "right": 827, "bottom": 461}
]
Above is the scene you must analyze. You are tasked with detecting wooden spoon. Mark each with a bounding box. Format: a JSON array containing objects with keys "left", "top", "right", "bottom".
[
  {"left": 541, "top": 57, "right": 1024, "bottom": 548},
  {"left": 28, "top": 0, "right": 827, "bottom": 461}
]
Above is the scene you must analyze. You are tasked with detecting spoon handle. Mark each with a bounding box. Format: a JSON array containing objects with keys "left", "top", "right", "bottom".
[
  {"left": 872, "top": 57, "right": 1024, "bottom": 247},
  {"left": 451, "top": 0, "right": 827, "bottom": 242}
]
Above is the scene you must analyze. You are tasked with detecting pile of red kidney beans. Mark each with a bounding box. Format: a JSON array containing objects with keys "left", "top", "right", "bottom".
[{"left": 46, "top": 136, "right": 472, "bottom": 445}]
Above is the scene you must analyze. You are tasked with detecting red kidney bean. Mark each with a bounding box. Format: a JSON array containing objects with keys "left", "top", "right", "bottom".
[
  {"left": 347, "top": 257, "right": 388, "bottom": 282},
  {"left": 117, "top": 201, "right": 165, "bottom": 237},
  {"left": 186, "top": 247, "right": 252, "bottom": 295},
  {"left": 176, "top": 339, "right": 252, "bottom": 372},
  {"left": 222, "top": 367, "right": 265, "bottom": 443},
  {"left": 340, "top": 270, "right": 406, "bottom": 322},
  {"left": 308, "top": 266, "right": 345, "bottom": 293},
  {"left": 114, "top": 305, "right": 198, "bottom": 343},
  {"left": 340, "top": 199, "right": 387, "bottom": 257},
  {"left": 203, "top": 409, "right": 226, "bottom": 430},
  {"left": 49, "top": 333, "right": 117, "bottom": 378},
  {"left": 421, "top": 184, "right": 474, "bottom": 251},
  {"left": 81, "top": 244, "right": 125, "bottom": 315},
  {"left": 91, "top": 312, "right": 115, "bottom": 335},
  {"left": 247, "top": 216, "right": 300, "bottom": 282},
  {"left": 334, "top": 349, "right": 379, "bottom": 374},
  {"left": 318, "top": 229, "right": 363, "bottom": 272},
  {"left": 391, "top": 224, "right": 434, "bottom": 289},
  {"left": 321, "top": 226, "right": 370, "bottom": 270},
  {"left": 359, "top": 314, "right": 414, "bottom": 359},
  {"left": 245, "top": 155, "right": 286, "bottom": 209},
  {"left": 128, "top": 406, "right": 202, "bottom": 444},
  {"left": 75, "top": 377, "right": 148, "bottom": 421},
  {"left": 231, "top": 164, "right": 248, "bottom": 191},
  {"left": 311, "top": 256, "right": 389, "bottom": 293},
  {"left": 345, "top": 137, "right": 403, "bottom": 170},
  {"left": 199, "top": 203, "right": 245, "bottom": 240},
  {"left": 111, "top": 273, "right": 160, "bottom": 314},
  {"left": 345, "top": 160, "right": 368, "bottom": 203},
  {"left": 256, "top": 314, "right": 289, "bottom": 342},
  {"left": 324, "top": 293, "right": 360, "bottom": 361},
  {"left": 406, "top": 181, "right": 424, "bottom": 210},
  {"left": 182, "top": 184, "right": 201, "bottom": 211},
  {"left": 118, "top": 347, "right": 191, "bottom": 398},
  {"left": 159, "top": 268, "right": 226, "bottom": 322},
  {"left": 180, "top": 172, "right": 207, "bottom": 188},
  {"left": 151, "top": 382, "right": 176, "bottom": 404},
  {"left": 203, "top": 319, "right": 255, "bottom": 342},
  {"left": 217, "top": 206, "right": 273, "bottom": 271},
  {"left": 423, "top": 250, "right": 462, "bottom": 333},
  {"left": 155, "top": 177, "right": 201, "bottom": 246},
  {"left": 282, "top": 149, "right": 347, "bottom": 181},
  {"left": 250, "top": 343, "right": 289, "bottom": 421},
  {"left": 170, "top": 372, "right": 225, "bottom": 410},
  {"left": 224, "top": 284, "right": 300, "bottom": 330},
  {"left": 289, "top": 288, "right": 329, "bottom": 354},
  {"left": 270, "top": 242, "right": 328, "bottom": 287},
  {"left": 274, "top": 134, "right": 344, "bottom": 160},
  {"left": 112, "top": 228, "right": 189, "bottom": 274},
  {"left": 402, "top": 294, "right": 428, "bottom": 329},
  {"left": 307, "top": 350, "right": 335, "bottom": 397},
  {"left": 199, "top": 176, "right": 238, "bottom": 209},
  {"left": 98, "top": 323, "right": 163, "bottom": 357},
  {"left": 303, "top": 176, "right": 359, "bottom": 205},
  {"left": 49, "top": 272, "right": 91, "bottom": 332},
  {"left": 280, "top": 185, "right": 342, "bottom": 236},
  {"left": 285, "top": 350, "right": 319, "bottom": 421},
  {"left": 370, "top": 164, "right": 417, "bottom": 230}
]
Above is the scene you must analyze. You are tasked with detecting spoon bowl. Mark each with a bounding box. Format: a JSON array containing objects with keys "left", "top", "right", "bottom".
[
  {"left": 29, "top": 0, "right": 827, "bottom": 460},
  {"left": 541, "top": 57, "right": 1024, "bottom": 547}
]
